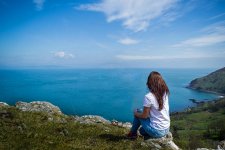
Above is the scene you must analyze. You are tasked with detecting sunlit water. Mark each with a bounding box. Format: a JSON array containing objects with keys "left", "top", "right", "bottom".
[{"left": 0, "top": 68, "right": 219, "bottom": 122}]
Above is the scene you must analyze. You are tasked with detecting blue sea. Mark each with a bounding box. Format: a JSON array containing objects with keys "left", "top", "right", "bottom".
[{"left": 0, "top": 68, "right": 219, "bottom": 122}]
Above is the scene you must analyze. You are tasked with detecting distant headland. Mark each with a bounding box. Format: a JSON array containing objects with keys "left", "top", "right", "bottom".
[{"left": 187, "top": 67, "right": 225, "bottom": 96}]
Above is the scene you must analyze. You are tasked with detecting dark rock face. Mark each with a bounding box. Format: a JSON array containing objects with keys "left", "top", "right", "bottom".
[{"left": 188, "top": 67, "right": 225, "bottom": 95}]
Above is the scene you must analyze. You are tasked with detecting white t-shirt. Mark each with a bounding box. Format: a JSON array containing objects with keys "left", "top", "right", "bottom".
[{"left": 143, "top": 92, "right": 170, "bottom": 130}]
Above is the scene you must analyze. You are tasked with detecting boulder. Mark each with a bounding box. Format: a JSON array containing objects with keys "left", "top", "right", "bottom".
[
  {"left": 142, "top": 132, "right": 180, "bottom": 150},
  {"left": 79, "top": 115, "right": 111, "bottom": 124},
  {"left": 121, "top": 122, "right": 132, "bottom": 128},
  {"left": 0, "top": 102, "right": 9, "bottom": 107},
  {"left": 111, "top": 119, "right": 132, "bottom": 129},
  {"left": 16, "top": 101, "right": 62, "bottom": 115},
  {"left": 218, "top": 140, "right": 225, "bottom": 150}
]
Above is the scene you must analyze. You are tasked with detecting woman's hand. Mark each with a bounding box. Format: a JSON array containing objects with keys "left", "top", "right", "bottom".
[
  {"left": 134, "top": 107, "right": 150, "bottom": 119},
  {"left": 133, "top": 109, "right": 139, "bottom": 117}
]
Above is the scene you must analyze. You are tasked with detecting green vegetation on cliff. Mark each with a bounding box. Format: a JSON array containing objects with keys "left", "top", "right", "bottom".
[
  {"left": 1, "top": 99, "right": 225, "bottom": 149},
  {"left": 170, "top": 98, "right": 225, "bottom": 149},
  {"left": 0, "top": 106, "right": 146, "bottom": 150},
  {"left": 188, "top": 67, "right": 225, "bottom": 94}
]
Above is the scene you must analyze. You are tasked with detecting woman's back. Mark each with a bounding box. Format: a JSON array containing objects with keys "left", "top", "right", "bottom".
[
  {"left": 127, "top": 71, "right": 170, "bottom": 139},
  {"left": 144, "top": 92, "right": 170, "bottom": 130}
]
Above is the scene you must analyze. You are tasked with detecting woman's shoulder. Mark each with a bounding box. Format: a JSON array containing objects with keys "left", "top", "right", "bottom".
[{"left": 145, "top": 92, "right": 155, "bottom": 100}]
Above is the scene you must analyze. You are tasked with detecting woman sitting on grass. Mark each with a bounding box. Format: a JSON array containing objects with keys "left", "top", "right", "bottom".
[{"left": 127, "top": 71, "right": 170, "bottom": 139}]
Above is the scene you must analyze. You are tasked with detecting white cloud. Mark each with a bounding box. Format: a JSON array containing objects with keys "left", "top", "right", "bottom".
[
  {"left": 173, "top": 34, "right": 225, "bottom": 47},
  {"left": 118, "top": 37, "right": 139, "bottom": 45},
  {"left": 78, "top": 0, "right": 178, "bottom": 32},
  {"left": 33, "top": 0, "right": 45, "bottom": 11},
  {"left": 173, "top": 21, "right": 225, "bottom": 47},
  {"left": 116, "top": 54, "right": 224, "bottom": 60},
  {"left": 53, "top": 51, "right": 74, "bottom": 59},
  {"left": 201, "top": 21, "right": 225, "bottom": 33},
  {"left": 208, "top": 13, "right": 225, "bottom": 21}
]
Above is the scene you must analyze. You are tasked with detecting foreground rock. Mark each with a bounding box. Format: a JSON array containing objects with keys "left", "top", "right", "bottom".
[
  {"left": 111, "top": 119, "right": 132, "bottom": 129},
  {"left": 197, "top": 140, "right": 225, "bottom": 150},
  {"left": 16, "top": 101, "right": 62, "bottom": 114},
  {"left": 218, "top": 140, "right": 225, "bottom": 150},
  {"left": 141, "top": 132, "right": 180, "bottom": 150},
  {"left": 72, "top": 115, "right": 111, "bottom": 124},
  {"left": 0, "top": 102, "right": 9, "bottom": 107}
]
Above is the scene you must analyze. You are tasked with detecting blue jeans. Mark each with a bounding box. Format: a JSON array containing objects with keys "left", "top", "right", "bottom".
[{"left": 131, "top": 116, "right": 169, "bottom": 138}]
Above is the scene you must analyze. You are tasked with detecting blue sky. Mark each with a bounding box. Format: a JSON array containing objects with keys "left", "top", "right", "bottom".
[{"left": 0, "top": 0, "right": 225, "bottom": 69}]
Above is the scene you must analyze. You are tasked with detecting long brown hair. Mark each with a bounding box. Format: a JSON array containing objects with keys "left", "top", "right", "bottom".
[{"left": 146, "top": 71, "right": 170, "bottom": 111}]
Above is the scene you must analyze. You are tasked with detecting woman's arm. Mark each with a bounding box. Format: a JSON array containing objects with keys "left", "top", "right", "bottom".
[{"left": 134, "top": 107, "right": 150, "bottom": 119}]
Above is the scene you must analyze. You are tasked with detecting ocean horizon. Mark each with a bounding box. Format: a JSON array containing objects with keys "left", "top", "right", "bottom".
[{"left": 0, "top": 68, "right": 220, "bottom": 122}]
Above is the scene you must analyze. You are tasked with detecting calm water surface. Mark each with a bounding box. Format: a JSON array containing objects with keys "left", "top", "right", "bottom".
[{"left": 0, "top": 68, "right": 219, "bottom": 122}]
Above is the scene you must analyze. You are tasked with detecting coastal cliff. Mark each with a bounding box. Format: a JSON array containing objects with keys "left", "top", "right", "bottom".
[
  {"left": 0, "top": 101, "right": 179, "bottom": 150},
  {"left": 1, "top": 99, "right": 225, "bottom": 149},
  {"left": 188, "top": 67, "right": 225, "bottom": 95}
]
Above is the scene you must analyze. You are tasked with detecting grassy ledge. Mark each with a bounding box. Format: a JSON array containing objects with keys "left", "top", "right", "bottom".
[{"left": 0, "top": 105, "right": 146, "bottom": 150}]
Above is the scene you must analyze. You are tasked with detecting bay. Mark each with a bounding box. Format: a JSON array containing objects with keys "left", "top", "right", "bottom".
[{"left": 0, "top": 68, "right": 219, "bottom": 122}]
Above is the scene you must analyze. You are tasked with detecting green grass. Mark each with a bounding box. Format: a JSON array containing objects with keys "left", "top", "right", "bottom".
[
  {"left": 0, "top": 107, "right": 149, "bottom": 150},
  {"left": 170, "top": 98, "right": 225, "bottom": 149},
  {"left": 1, "top": 98, "right": 225, "bottom": 149}
]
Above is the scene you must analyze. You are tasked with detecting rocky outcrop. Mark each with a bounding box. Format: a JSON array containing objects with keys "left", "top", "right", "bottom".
[
  {"left": 72, "top": 115, "right": 111, "bottom": 124},
  {"left": 16, "top": 101, "right": 62, "bottom": 114},
  {"left": 218, "top": 140, "right": 225, "bottom": 150},
  {"left": 0, "top": 102, "right": 9, "bottom": 107},
  {"left": 111, "top": 119, "right": 132, "bottom": 129},
  {"left": 141, "top": 132, "right": 180, "bottom": 150},
  {"left": 70, "top": 115, "right": 132, "bottom": 129}
]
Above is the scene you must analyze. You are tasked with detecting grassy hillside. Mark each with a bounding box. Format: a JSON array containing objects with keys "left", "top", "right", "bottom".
[
  {"left": 0, "top": 106, "right": 145, "bottom": 150},
  {"left": 188, "top": 67, "right": 225, "bottom": 94},
  {"left": 170, "top": 98, "right": 225, "bottom": 149},
  {"left": 1, "top": 98, "right": 225, "bottom": 149}
]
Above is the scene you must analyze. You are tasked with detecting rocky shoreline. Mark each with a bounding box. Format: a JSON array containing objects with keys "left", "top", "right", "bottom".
[
  {"left": 1, "top": 101, "right": 133, "bottom": 129},
  {"left": 186, "top": 85, "right": 225, "bottom": 96}
]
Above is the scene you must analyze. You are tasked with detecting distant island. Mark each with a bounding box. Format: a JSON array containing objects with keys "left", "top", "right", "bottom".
[{"left": 187, "top": 67, "right": 225, "bottom": 95}]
